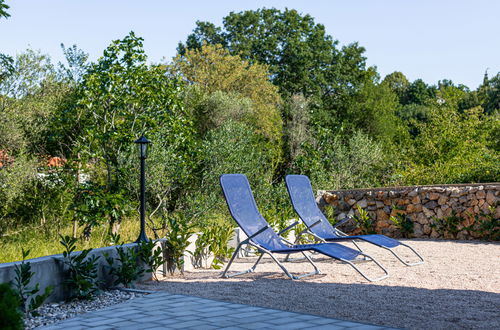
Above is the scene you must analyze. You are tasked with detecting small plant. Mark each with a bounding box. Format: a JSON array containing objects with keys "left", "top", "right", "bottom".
[
  {"left": 430, "top": 211, "right": 463, "bottom": 238},
  {"left": 470, "top": 204, "right": 499, "bottom": 240},
  {"left": 262, "top": 207, "right": 294, "bottom": 240},
  {"left": 105, "top": 244, "right": 144, "bottom": 288},
  {"left": 292, "top": 222, "right": 318, "bottom": 244},
  {"left": 137, "top": 240, "right": 165, "bottom": 281},
  {"left": 390, "top": 212, "right": 414, "bottom": 238},
  {"left": 60, "top": 235, "right": 101, "bottom": 300},
  {"left": 353, "top": 205, "right": 376, "bottom": 234},
  {"left": 108, "top": 233, "right": 122, "bottom": 246},
  {"left": 0, "top": 283, "right": 24, "bottom": 330},
  {"left": 194, "top": 221, "right": 235, "bottom": 269},
  {"left": 163, "top": 212, "right": 195, "bottom": 275},
  {"left": 12, "top": 249, "right": 53, "bottom": 316},
  {"left": 323, "top": 205, "right": 337, "bottom": 226}
]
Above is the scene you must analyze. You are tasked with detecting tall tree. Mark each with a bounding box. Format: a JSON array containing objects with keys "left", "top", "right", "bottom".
[
  {"left": 171, "top": 43, "right": 282, "bottom": 142},
  {"left": 0, "top": 0, "right": 9, "bottom": 19},
  {"left": 179, "top": 8, "right": 369, "bottom": 100}
]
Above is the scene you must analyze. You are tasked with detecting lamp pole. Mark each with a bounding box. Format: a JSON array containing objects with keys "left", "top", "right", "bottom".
[{"left": 135, "top": 135, "right": 150, "bottom": 243}]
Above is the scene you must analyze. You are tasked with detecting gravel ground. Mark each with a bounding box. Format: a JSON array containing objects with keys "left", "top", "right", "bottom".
[
  {"left": 26, "top": 290, "right": 145, "bottom": 329},
  {"left": 137, "top": 239, "right": 500, "bottom": 330}
]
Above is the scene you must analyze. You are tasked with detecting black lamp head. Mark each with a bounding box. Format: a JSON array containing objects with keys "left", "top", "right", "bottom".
[{"left": 134, "top": 135, "right": 151, "bottom": 159}]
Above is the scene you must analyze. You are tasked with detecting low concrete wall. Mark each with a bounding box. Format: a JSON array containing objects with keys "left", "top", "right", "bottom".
[
  {"left": 0, "top": 243, "right": 146, "bottom": 303},
  {"left": 319, "top": 183, "right": 499, "bottom": 239}
]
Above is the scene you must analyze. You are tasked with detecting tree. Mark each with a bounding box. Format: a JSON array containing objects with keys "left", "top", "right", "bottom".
[
  {"left": 171, "top": 43, "right": 283, "bottom": 169},
  {"left": 178, "top": 8, "right": 377, "bottom": 165},
  {"left": 0, "top": 0, "right": 9, "bottom": 19},
  {"left": 481, "top": 72, "right": 500, "bottom": 114},
  {"left": 402, "top": 79, "right": 436, "bottom": 105},
  {"left": 77, "top": 32, "right": 191, "bottom": 234},
  {"left": 171, "top": 43, "right": 282, "bottom": 142},
  {"left": 179, "top": 8, "right": 369, "bottom": 100},
  {"left": 382, "top": 71, "right": 409, "bottom": 103},
  {"left": 343, "top": 78, "right": 403, "bottom": 145}
]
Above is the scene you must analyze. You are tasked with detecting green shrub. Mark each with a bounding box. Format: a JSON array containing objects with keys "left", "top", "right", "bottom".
[
  {"left": 0, "top": 283, "right": 24, "bottom": 330},
  {"left": 353, "top": 206, "right": 376, "bottom": 234},
  {"left": 194, "top": 220, "right": 234, "bottom": 269},
  {"left": 60, "top": 235, "right": 101, "bottom": 300},
  {"left": 138, "top": 240, "right": 165, "bottom": 281},
  {"left": 390, "top": 212, "right": 414, "bottom": 238},
  {"left": 105, "top": 244, "right": 144, "bottom": 288},
  {"left": 163, "top": 213, "right": 195, "bottom": 275},
  {"left": 12, "top": 249, "right": 53, "bottom": 315}
]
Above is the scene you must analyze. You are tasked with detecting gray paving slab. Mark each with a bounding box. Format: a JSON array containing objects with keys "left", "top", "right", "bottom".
[{"left": 38, "top": 291, "right": 396, "bottom": 330}]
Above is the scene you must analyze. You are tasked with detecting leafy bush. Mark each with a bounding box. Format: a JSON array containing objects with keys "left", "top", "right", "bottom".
[
  {"left": 430, "top": 212, "right": 464, "bottom": 238},
  {"left": 60, "top": 235, "right": 100, "bottom": 300},
  {"left": 469, "top": 205, "right": 499, "bottom": 240},
  {"left": 353, "top": 206, "right": 376, "bottom": 235},
  {"left": 0, "top": 283, "right": 24, "bottom": 330},
  {"left": 390, "top": 213, "right": 414, "bottom": 238},
  {"left": 194, "top": 220, "right": 234, "bottom": 269},
  {"left": 163, "top": 213, "right": 195, "bottom": 275},
  {"left": 104, "top": 244, "right": 144, "bottom": 288},
  {"left": 138, "top": 240, "right": 165, "bottom": 281},
  {"left": 12, "top": 249, "right": 53, "bottom": 315}
]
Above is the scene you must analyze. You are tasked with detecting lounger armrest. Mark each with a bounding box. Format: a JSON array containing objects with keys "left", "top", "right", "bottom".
[
  {"left": 277, "top": 221, "right": 299, "bottom": 236},
  {"left": 331, "top": 217, "right": 350, "bottom": 229},
  {"left": 307, "top": 219, "right": 322, "bottom": 230},
  {"left": 248, "top": 225, "right": 270, "bottom": 240}
]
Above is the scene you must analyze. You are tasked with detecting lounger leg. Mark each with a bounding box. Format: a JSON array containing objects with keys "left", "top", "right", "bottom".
[
  {"left": 341, "top": 253, "right": 389, "bottom": 282},
  {"left": 297, "top": 251, "right": 321, "bottom": 278},
  {"left": 222, "top": 243, "right": 265, "bottom": 278},
  {"left": 221, "top": 242, "right": 242, "bottom": 278},
  {"left": 384, "top": 242, "right": 424, "bottom": 266}
]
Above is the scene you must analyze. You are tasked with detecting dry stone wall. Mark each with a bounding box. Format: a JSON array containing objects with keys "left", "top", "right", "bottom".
[{"left": 319, "top": 183, "right": 499, "bottom": 240}]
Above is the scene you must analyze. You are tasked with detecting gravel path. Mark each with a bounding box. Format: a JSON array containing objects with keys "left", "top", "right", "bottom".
[
  {"left": 138, "top": 239, "right": 500, "bottom": 330},
  {"left": 27, "top": 290, "right": 144, "bottom": 329}
]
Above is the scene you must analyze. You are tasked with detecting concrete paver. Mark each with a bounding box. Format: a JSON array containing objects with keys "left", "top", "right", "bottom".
[{"left": 39, "top": 292, "right": 397, "bottom": 329}]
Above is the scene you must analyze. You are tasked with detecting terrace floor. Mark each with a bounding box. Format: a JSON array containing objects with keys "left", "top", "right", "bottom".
[{"left": 39, "top": 291, "right": 391, "bottom": 329}]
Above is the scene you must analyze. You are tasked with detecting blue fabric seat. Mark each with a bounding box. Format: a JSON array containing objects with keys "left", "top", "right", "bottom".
[
  {"left": 285, "top": 174, "right": 424, "bottom": 266},
  {"left": 220, "top": 174, "right": 389, "bottom": 281}
]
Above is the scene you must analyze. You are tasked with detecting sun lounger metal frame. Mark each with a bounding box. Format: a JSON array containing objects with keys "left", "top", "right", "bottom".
[
  {"left": 285, "top": 174, "right": 424, "bottom": 266},
  {"left": 220, "top": 174, "right": 389, "bottom": 281}
]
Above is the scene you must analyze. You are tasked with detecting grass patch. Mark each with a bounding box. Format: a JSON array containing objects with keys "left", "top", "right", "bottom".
[{"left": 0, "top": 218, "right": 143, "bottom": 263}]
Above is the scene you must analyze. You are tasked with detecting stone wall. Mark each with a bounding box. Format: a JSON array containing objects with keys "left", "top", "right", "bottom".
[{"left": 319, "top": 183, "right": 499, "bottom": 240}]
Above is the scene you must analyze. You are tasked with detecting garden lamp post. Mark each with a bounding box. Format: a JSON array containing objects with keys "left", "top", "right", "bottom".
[{"left": 135, "top": 135, "right": 151, "bottom": 243}]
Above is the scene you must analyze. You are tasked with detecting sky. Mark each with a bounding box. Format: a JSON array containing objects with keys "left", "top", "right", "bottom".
[{"left": 1, "top": 0, "right": 499, "bottom": 89}]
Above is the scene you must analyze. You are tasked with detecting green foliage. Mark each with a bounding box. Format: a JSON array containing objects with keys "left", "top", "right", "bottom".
[
  {"left": 390, "top": 213, "right": 414, "bottom": 238},
  {"left": 172, "top": 44, "right": 282, "bottom": 141},
  {"left": 72, "top": 184, "right": 131, "bottom": 240},
  {"left": 430, "top": 212, "right": 464, "bottom": 238},
  {"left": 137, "top": 240, "right": 165, "bottom": 281},
  {"left": 199, "top": 120, "right": 273, "bottom": 211},
  {"left": 162, "top": 213, "right": 195, "bottom": 274},
  {"left": 470, "top": 205, "right": 499, "bottom": 241},
  {"left": 104, "top": 244, "right": 144, "bottom": 288},
  {"left": 60, "top": 235, "right": 100, "bottom": 300},
  {"left": 297, "top": 130, "right": 388, "bottom": 189},
  {"left": 180, "top": 8, "right": 361, "bottom": 98},
  {"left": 194, "top": 220, "right": 234, "bottom": 269},
  {"left": 78, "top": 31, "right": 186, "bottom": 194},
  {"left": 353, "top": 206, "right": 376, "bottom": 235},
  {"left": 0, "top": 283, "right": 23, "bottom": 330},
  {"left": 398, "top": 105, "right": 499, "bottom": 184},
  {"left": 12, "top": 249, "right": 53, "bottom": 315}
]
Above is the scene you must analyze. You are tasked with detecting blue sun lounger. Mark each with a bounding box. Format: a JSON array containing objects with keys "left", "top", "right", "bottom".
[
  {"left": 220, "top": 174, "right": 389, "bottom": 281},
  {"left": 285, "top": 174, "right": 424, "bottom": 266}
]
